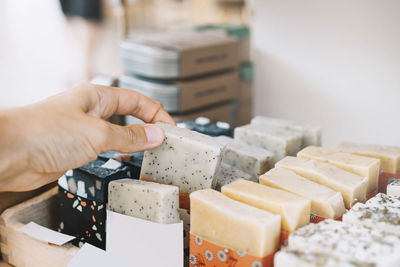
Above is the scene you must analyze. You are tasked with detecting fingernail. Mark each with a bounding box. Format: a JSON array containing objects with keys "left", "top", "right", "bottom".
[{"left": 144, "top": 124, "right": 165, "bottom": 145}]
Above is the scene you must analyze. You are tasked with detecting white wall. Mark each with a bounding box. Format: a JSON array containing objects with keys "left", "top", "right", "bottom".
[{"left": 252, "top": 0, "right": 400, "bottom": 146}]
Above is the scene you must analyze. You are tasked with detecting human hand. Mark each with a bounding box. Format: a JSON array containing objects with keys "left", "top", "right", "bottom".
[{"left": 0, "top": 83, "right": 174, "bottom": 192}]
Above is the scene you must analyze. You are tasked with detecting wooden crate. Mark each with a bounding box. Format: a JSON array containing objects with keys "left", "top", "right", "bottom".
[{"left": 0, "top": 187, "right": 79, "bottom": 267}]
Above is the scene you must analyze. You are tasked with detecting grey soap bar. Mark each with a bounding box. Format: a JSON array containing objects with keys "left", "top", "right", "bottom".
[{"left": 214, "top": 163, "right": 253, "bottom": 191}]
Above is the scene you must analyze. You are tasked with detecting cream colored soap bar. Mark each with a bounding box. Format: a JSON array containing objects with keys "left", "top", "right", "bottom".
[
  {"left": 298, "top": 146, "right": 380, "bottom": 194},
  {"left": 276, "top": 157, "right": 367, "bottom": 208},
  {"left": 337, "top": 142, "right": 400, "bottom": 173},
  {"left": 222, "top": 179, "right": 310, "bottom": 232},
  {"left": 190, "top": 189, "right": 281, "bottom": 257},
  {"left": 260, "top": 168, "right": 345, "bottom": 219}
]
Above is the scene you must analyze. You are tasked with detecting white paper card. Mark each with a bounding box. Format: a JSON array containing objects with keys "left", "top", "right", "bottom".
[
  {"left": 101, "top": 159, "right": 122, "bottom": 169},
  {"left": 19, "top": 222, "right": 75, "bottom": 246},
  {"left": 106, "top": 210, "right": 183, "bottom": 267},
  {"left": 68, "top": 243, "right": 131, "bottom": 267}
]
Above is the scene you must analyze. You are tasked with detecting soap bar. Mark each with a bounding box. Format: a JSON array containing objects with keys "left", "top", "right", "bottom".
[
  {"left": 222, "top": 179, "right": 310, "bottom": 232},
  {"left": 298, "top": 146, "right": 380, "bottom": 194},
  {"left": 251, "top": 116, "right": 321, "bottom": 147},
  {"left": 274, "top": 248, "right": 357, "bottom": 267},
  {"left": 108, "top": 179, "right": 180, "bottom": 224},
  {"left": 337, "top": 142, "right": 400, "bottom": 173},
  {"left": 276, "top": 157, "right": 367, "bottom": 208},
  {"left": 260, "top": 168, "right": 345, "bottom": 219},
  {"left": 287, "top": 219, "right": 400, "bottom": 267},
  {"left": 387, "top": 179, "right": 400, "bottom": 197},
  {"left": 215, "top": 135, "right": 275, "bottom": 177},
  {"left": 190, "top": 189, "right": 281, "bottom": 257},
  {"left": 179, "top": 208, "right": 191, "bottom": 250},
  {"left": 140, "top": 123, "right": 224, "bottom": 194},
  {"left": 234, "top": 124, "right": 302, "bottom": 161},
  {"left": 214, "top": 163, "right": 253, "bottom": 191},
  {"left": 343, "top": 193, "right": 400, "bottom": 235}
]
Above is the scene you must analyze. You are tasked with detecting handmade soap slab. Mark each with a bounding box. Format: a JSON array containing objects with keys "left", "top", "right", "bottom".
[
  {"left": 288, "top": 219, "right": 400, "bottom": 267},
  {"left": 298, "top": 146, "right": 380, "bottom": 194},
  {"left": 343, "top": 193, "right": 400, "bottom": 235},
  {"left": 387, "top": 179, "right": 400, "bottom": 197},
  {"left": 338, "top": 142, "right": 400, "bottom": 173},
  {"left": 251, "top": 116, "right": 321, "bottom": 147},
  {"left": 108, "top": 179, "right": 180, "bottom": 224},
  {"left": 214, "top": 163, "right": 253, "bottom": 191},
  {"left": 190, "top": 189, "right": 281, "bottom": 257},
  {"left": 276, "top": 156, "right": 367, "bottom": 208},
  {"left": 234, "top": 124, "right": 302, "bottom": 161},
  {"left": 222, "top": 179, "right": 310, "bottom": 232},
  {"left": 140, "top": 123, "right": 225, "bottom": 194},
  {"left": 215, "top": 135, "right": 275, "bottom": 177},
  {"left": 98, "top": 151, "right": 144, "bottom": 180},
  {"left": 260, "top": 168, "right": 345, "bottom": 219},
  {"left": 58, "top": 186, "right": 106, "bottom": 249}
]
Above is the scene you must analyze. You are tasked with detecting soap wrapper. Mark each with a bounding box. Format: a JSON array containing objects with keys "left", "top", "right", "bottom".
[
  {"left": 378, "top": 171, "right": 400, "bottom": 193},
  {"left": 106, "top": 210, "right": 183, "bottom": 267},
  {"left": 189, "top": 233, "right": 276, "bottom": 267}
]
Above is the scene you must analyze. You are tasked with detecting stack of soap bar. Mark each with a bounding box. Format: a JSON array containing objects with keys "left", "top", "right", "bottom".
[
  {"left": 343, "top": 193, "right": 400, "bottom": 235},
  {"left": 298, "top": 146, "right": 380, "bottom": 194},
  {"left": 287, "top": 219, "right": 400, "bottom": 266},
  {"left": 251, "top": 116, "right": 322, "bottom": 147},
  {"left": 215, "top": 135, "right": 275, "bottom": 177},
  {"left": 108, "top": 179, "right": 180, "bottom": 224},
  {"left": 140, "top": 123, "right": 225, "bottom": 194},
  {"left": 190, "top": 189, "right": 281, "bottom": 257},
  {"left": 260, "top": 168, "right": 345, "bottom": 219},
  {"left": 234, "top": 124, "right": 302, "bottom": 161},
  {"left": 338, "top": 142, "right": 400, "bottom": 173},
  {"left": 276, "top": 156, "right": 367, "bottom": 208},
  {"left": 221, "top": 179, "right": 310, "bottom": 233},
  {"left": 387, "top": 179, "right": 400, "bottom": 197},
  {"left": 214, "top": 163, "right": 253, "bottom": 191}
]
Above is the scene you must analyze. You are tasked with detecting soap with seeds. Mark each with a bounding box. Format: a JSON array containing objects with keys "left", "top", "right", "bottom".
[
  {"left": 140, "top": 123, "right": 225, "bottom": 194},
  {"left": 214, "top": 163, "right": 253, "bottom": 191}
]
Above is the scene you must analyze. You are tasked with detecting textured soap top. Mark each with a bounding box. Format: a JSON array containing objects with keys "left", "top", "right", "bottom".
[
  {"left": 288, "top": 219, "right": 400, "bottom": 266},
  {"left": 140, "top": 123, "right": 225, "bottom": 194},
  {"left": 235, "top": 124, "right": 302, "bottom": 143},
  {"left": 214, "top": 163, "right": 253, "bottom": 191},
  {"left": 389, "top": 179, "right": 400, "bottom": 187},
  {"left": 338, "top": 142, "right": 400, "bottom": 158},
  {"left": 108, "top": 179, "right": 180, "bottom": 224}
]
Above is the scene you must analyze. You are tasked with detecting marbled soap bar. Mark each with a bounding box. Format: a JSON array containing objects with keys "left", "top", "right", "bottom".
[
  {"left": 298, "top": 146, "right": 380, "bottom": 194},
  {"left": 140, "top": 123, "right": 225, "bottom": 194},
  {"left": 190, "top": 189, "right": 281, "bottom": 257},
  {"left": 288, "top": 219, "right": 400, "bottom": 267},
  {"left": 338, "top": 142, "right": 400, "bottom": 173},
  {"left": 108, "top": 179, "right": 180, "bottom": 224},
  {"left": 215, "top": 135, "right": 275, "bottom": 177},
  {"left": 276, "top": 156, "right": 367, "bottom": 208},
  {"left": 343, "top": 193, "right": 400, "bottom": 235},
  {"left": 234, "top": 124, "right": 302, "bottom": 161},
  {"left": 260, "top": 168, "right": 345, "bottom": 219},
  {"left": 222, "top": 179, "right": 310, "bottom": 233},
  {"left": 387, "top": 179, "right": 400, "bottom": 197},
  {"left": 214, "top": 163, "right": 253, "bottom": 191},
  {"left": 251, "top": 116, "right": 321, "bottom": 148}
]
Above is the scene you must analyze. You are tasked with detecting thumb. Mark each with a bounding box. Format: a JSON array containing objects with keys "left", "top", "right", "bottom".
[{"left": 104, "top": 123, "right": 165, "bottom": 153}]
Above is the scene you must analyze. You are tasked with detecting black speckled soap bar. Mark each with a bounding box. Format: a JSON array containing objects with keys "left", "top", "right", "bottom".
[{"left": 57, "top": 186, "right": 106, "bottom": 249}]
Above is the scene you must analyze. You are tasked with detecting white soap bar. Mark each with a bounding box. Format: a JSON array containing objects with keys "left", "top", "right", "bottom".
[
  {"left": 260, "top": 168, "right": 345, "bottom": 219},
  {"left": 276, "top": 157, "right": 367, "bottom": 208},
  {"left": 234, "top": 124, "right": 302, "bottom": 161},
  {"left": 107, "top": 179, "right": 180, "bottom": 224},
  {"left": 288, "top": 219, "right": 400, "bottom": 267},
  {"left": 387, "top": 179, "right": 400, "bottom": 197},
  {"left": 222, "top": 179, "right": 310, "bottom": 232},
  {"left": 190, "top": 189, "right": 281, "bottom": 257},
  {"left": 274, "top": 248, "right": 357, "bottom": 267},
  {"left": 214, "top": 163, "right": 253, "bottom": 191},
  {"left": 215, "top": 135, "right": 275, "bottom": 177},
  {"left": 298, "top": 146, "right": 380, "bottom": 194},
  {"left": 338, "top": 142, "right": 400, "bottom": 173},
  {"left": 140, "top": 123, "right": 224, "bottom": 194},
  {"left": 343, "top": 193, "right": 400, "bottom": 235},
  {"left": 251, "top": 116, "right": 321, "bottom": 147}
]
